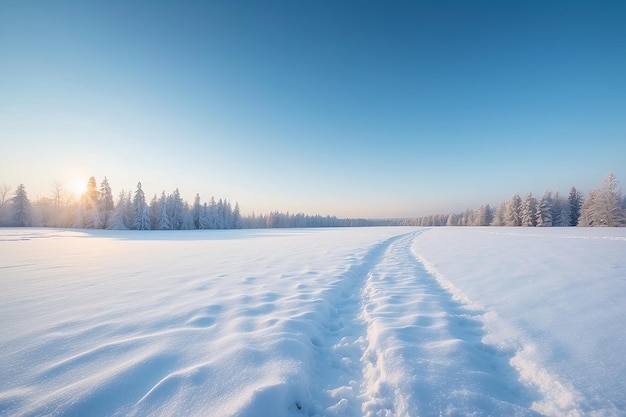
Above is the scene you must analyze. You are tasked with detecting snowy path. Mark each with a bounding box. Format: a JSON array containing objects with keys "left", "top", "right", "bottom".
[{"left": 311, "top": 231, "right": 540, "bottom": 416}]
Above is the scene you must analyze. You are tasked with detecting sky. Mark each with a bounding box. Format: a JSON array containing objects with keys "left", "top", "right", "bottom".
[{"left": 1, "top": 1, "right": 625, "bottom": 218}]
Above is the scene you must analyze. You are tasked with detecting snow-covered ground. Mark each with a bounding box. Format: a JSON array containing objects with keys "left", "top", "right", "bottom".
[{"left": 0, "top": 227, "right": 624, "bottom": 417}]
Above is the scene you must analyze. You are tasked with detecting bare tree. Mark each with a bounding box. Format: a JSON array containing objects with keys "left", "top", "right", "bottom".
[{"left": 0, "top": 183, "right": 10, "bottom": 206}]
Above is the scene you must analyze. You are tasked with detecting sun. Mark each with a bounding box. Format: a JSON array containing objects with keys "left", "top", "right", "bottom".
[{"left": 71, "top": 179, "right": 86, "bottom": 198}]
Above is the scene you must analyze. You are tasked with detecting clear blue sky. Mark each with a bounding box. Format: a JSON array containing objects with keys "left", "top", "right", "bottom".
[{"left": 1, "top": 1, "right": 625, "bottom": 218}]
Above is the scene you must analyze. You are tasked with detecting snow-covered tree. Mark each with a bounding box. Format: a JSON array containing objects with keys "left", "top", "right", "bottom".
[
  {"left": 536, "top": 191, "right": 553, "bottom": 227},
  {"left": 180, "top": 202, "right": 194, "bottom": 230},
  {"left": 149, "top": 194, "right": 159, "bottom": 229},
  {"left": 109, "top": 191, "right": 129, "bottom": 230},
  {"left": 0, "top": 183, "right": 11, "bottom": 226},
  {"left": 132, "top": 182, "right": 151, "bottom": 230},
  {"left": 156, "top": 191, "right": 171, "bottom": 230},
  {"left": 551, "top": 191, "right": 566, "bottom": 227},
  {"left": 223, "top": 199, "right": 233, "bottom": 228},
  {"left": 98, "top": 177, "right": 115, "bottom": 229},
  {"left": 207, "top": 196, "right": 218, "bottom": 229},
  {"left": 191, "top": 194, "right": 202, "bottom": 229},
  {"left": 167, "top": 189, "right": 185, "bottom": 230},
  {"left": 505, "top": 194, "right": 522, "bottom": 226},
  {"left": 580, "top": 173, "right": 624, "bottom": 226},
  {"left": 472, "top": 204, "right": 493, "bottom": 226},
  {"left": 568, "top": 186, "right": 583, "bottom": 226},
  {"left": 521, "top": 193, "right": 537, "bottom": 227},
  {"left": 11, "top": 184, "right": 32, "bottom": 226},
  {"left": 490, "top": 202, "right": 507, "bottom": 226},
  {"left": 80, "top": 176, "right": 101, "bottom": 228},
  {"left": 233, "top": 202, "right": 242, "bottom": 229},
  {"left": 460, "top": 209, "right": 473, "bottom": 226}
]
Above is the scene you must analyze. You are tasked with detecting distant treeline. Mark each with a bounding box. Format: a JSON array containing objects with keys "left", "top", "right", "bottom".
[
  {"left": 2, "top": 173, "right": 624, "bottom": 229},
  {"left": 401, "top": 173, "right": 625, "bottom": 227},
  {"left": 0, "top": 177, "right": 387, "bottom": 229}
]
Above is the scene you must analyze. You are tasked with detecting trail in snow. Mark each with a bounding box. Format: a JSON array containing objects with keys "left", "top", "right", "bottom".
[
  {"left": 312, "top": 231, "right": 541, "bottom": 417},
  {"left": 307, "top": 234, "right": 407, "bottom": 416}
]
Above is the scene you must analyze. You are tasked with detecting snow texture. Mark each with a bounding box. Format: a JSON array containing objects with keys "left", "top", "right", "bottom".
[{"left": 1, "top": 227, "right": 624, "bottom": 416}]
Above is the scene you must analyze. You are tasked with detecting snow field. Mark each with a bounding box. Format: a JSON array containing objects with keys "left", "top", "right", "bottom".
[
  {"left": 1, "top": 227, "right": 625, "bottom": 416},
  {"left": 414, "top": 227, "right": 626, "bottom": 416}
]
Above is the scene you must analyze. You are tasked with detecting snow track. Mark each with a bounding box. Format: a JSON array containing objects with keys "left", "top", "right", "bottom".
[{"left": 313, "top": 231, "right": 540, "bottom": 417}]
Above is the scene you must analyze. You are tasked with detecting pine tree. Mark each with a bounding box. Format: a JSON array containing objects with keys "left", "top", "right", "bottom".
[
  {"left": 157, "top": 191, "right": 171, "bottom": 230},
  {"left": 232, "top": 202, "right": 242, "bottom": 229},
  {"left": 11, "top": 184, "right": 32, "bottom": 226},
  {"left": 568, "top": 187, "right": 582, "bottom": 226},
  {"left": 167, "top": 189, "right": 185, "bottom": 230},
  {"left": 224, "top": 200, "right": 233, "bottom": 228},
  {"left": 109, "top": 191, "right": 129, "bottom": 230},
  {"left": 80, "top": 176, "right": 101, "bottom": 228},
  {"left": 98, "top": 177, "right": 114, "bottom": 229},
  {"left": 180, "top": 202, "right": 194, "bottom": 230},
  {"left": 580, "top": 173, "right": 625, "bottom": 226},
  {"left": 536, "top": 191, "right": 553, "bottom": 227},
  {"left": 505, "top": 194, "right": 522, "bottom": 226},
  {"left": 132, "top": 182, "right": 151, "bottom": 230},
  {"left": 491, "top": 202, "right": 507, "bottom": 226},
  {"left": 191, "top": 194, "right": 202, "bottom": 229},
  {"left": 149, "top": 194, "right": 159, "bottom": 229},
  {"left": 472, "top": 204, "right": 493, "bottom": 226},
  {"left": 207, "top": 196, "right": 218, "bottom": 229},
  {"left": 521, "top": 193, "right": 537, "bottom": 227},
  {"left": 551, "top": 191, "right": 565, "bottom": 227}
]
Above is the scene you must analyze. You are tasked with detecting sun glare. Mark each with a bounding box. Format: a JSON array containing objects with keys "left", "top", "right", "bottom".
[{"left": 72, "top": 179, "right": 86, "bottom": 197}]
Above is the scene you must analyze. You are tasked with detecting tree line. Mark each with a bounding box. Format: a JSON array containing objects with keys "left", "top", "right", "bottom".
[
  {"left": 0, "top": 177, "right": 379, "bottom": 229},
  {"left": 2, "top": 173, "right": 624, "bottom": 229},
  {"left": 404, "top": 173, "right": 626, "bottom": 227}
]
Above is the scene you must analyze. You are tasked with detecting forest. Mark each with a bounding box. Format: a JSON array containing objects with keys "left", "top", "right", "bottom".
[
  {"left": 0, "top": 177, "right": 378, "bottom": 229},
  {"left": 1, "top": 173, "right": 625, "bottom": 229},
  {"left": 404, "top": 173, "right": 625, "bottom": 227}
]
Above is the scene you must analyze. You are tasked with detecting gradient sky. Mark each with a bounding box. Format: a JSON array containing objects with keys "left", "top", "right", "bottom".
[{"left": 1, "top": 1, "right": 625, "bottom": 218}]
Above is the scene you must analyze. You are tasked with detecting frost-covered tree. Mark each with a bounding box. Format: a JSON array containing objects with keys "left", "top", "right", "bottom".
[
  {"left": 109, "top": 191, "right": 129, "bottom": 230},
  {"left": 536, "top": 191, "right": 553, "bottom": 227},
  {"left": 459, "top": 209, "right": 473, "bottom": 226},
  {"left": 551, "top": 191, "right": 566, "bottom": 227},
  {"left": 490, "top": 201, "right": 507, "bottom": 226},
  {"left": 472, "top": 204, "right": 493, "bottom": 226},
  {"left": 580, "top": 173, "right": 624, "bottom": 226},
  {"left": 98, "top": 177, "right": 115, "bottom": 229},
  {"left": 568, "top": 187, "right": 583, "bottom": 226},
  {"left": 505, "top": 194, "right": 522, "bottom": 226},
  {"left": 0, "top": 183, "right": 11, "bottom": 226},
  {"left": 443, "top": 213, "right": 456, "bottom": 226},
  {"left": 132, "top": 182, "right": 151, "bottom": 230},
  {"left": 149, "top": 194, "right": 159, "bottom": 229},
  {"left": 223, "top": 199, "right": 233, "bottom": 229},
  {"left": 11, "top": 184, "right": 32, "bottom": 226},
  {"left": 155, "top": 192, "right": 170, "bottom": 230},
  {"left": 207, "top": 196, "right": 218, "bottom": 229},
  {"left": 233, "top": 202, "right": 242, "bottom": 229},
  {"left": 80, "top": 176, "right": 101, "bottom": 228},
  {"left": 521, "top": 193, "right": 537, "bottom": 227},
  {"left": 82, "top": 177, "right": 99, "bottom": 211},
  {"left": 167, "top": 188, "right": 185, "bottom": 230},
  {"left": 579, "top": 190, "right": 597, "bottom": 227},
  {"left": 191, "top": 194, "right": 202, "bottom": 229}
]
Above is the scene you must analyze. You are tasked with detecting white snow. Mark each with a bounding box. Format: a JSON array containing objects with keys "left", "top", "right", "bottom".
[{"left": 0, "top": 227, "right": 624, "bottom": 416}]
